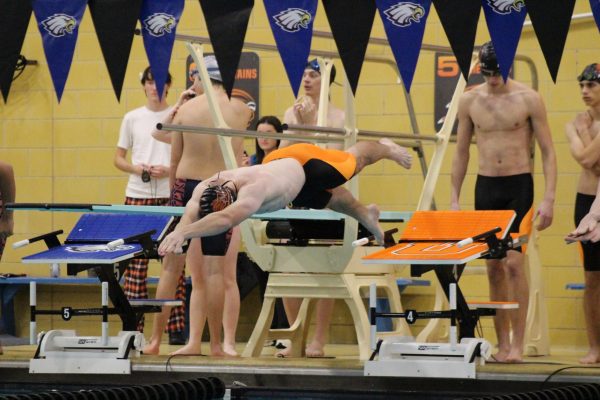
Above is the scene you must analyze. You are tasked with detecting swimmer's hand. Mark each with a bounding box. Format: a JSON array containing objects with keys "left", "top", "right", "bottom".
[
  {"left": 158, "top": 231, "right": 185, "bottom": 256},
  {"left": 534, "top": 199, "right": 553, "bottom": 231},
  {"left": 293, "top": 96, "right": 317, "bottom": 125},
  {"left": 566, "top": 213, "right": 600, "bottom": 243}
]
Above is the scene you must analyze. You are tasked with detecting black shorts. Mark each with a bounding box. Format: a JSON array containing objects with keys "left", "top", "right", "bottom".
[
  {"left": 292, "top": 159, "right": 350, "bottom": 209},
  {"left": 475, "top": 173, "right": 534, "bottom": 253},
  {"left": 264, "top": 144, "right": 355, "bottom": 209},
  {"left": 574, "top": 193, "right": 600, "bottom": 271}
]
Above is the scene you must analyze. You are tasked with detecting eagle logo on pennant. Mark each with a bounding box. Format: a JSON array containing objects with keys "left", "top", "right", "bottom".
[
  {"left": 273, "top": 8, "right": 312, "bottom": 33},
  {"left": 41, "top": 14, "right": 77, "bottom": 37},
  {"left": 486, "top": 0, "right": 525, "bottom": 14},
  {"left": 143, "top": 13, "right": 177, "bottom": 37},
  {"left": 384, "top": 2, "right": 426, "bottom": 27}
]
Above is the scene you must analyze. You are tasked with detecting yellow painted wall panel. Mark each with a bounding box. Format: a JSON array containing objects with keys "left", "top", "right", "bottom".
[{"left": 1, "top": 5, "right": 598, "bottom": 352}]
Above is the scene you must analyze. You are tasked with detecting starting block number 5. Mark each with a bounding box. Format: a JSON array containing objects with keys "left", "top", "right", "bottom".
[{"left": 62, "top": 307, "right": 73, "bottom": 321}]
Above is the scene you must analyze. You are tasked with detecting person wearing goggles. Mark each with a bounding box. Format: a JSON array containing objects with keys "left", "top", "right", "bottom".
[
  {"left": 565, "top": 63, "right": 600, "bottom": 364},
  {"left": 451, "top": 41, "right": 557, "bottom": 363}
]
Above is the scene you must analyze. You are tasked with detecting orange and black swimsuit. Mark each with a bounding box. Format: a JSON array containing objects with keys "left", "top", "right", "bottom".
[{"left": 263, "top": 143, "right": 357, "bottom": 209}]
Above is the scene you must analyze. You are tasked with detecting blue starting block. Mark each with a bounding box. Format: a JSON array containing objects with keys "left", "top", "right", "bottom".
[{"left": 15, "top": 213, "right": 177, "bottom": 332}]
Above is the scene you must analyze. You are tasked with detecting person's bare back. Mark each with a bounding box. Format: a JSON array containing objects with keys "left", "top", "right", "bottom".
[
  {"left": 464, "top": 80, "right": 538, "bottom": 177},
  {"left": 174, "top": 89, "right": 251, "bottom": 180}
]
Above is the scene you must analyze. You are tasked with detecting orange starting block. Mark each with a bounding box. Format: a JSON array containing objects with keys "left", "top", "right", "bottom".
[
  {"left": 362, "top": 210, "right": 523, "bottom": 340},
  {"left": 363, "top": 210, "right": 517, "bottom": 265}
]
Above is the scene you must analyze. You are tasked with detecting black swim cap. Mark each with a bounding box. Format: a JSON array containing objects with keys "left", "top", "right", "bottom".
[
  {"left": 199, "top": 182, "right": 237, "bottom": 218},
  {"left": 478, "top": 41, "right": 500, "bottom": 74},
  {"left": 306, "top": 58, "right": 336, "bottom": 84},
  {"left": 577, "top": 63, "right": 600, "bottom": 83}
]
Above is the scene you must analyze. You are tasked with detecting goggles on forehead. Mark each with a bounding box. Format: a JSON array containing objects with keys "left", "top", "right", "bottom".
[{"left": 306, "top": 59, "right": 321, "bottom": 73}]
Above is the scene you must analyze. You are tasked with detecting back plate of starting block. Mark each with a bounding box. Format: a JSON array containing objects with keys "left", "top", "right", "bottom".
[
  {"left": 66, "top": 213, "right": 172, "bottom": 243},
  {"left": 363, "top": 210, "right": 516, "bottom": 265}
]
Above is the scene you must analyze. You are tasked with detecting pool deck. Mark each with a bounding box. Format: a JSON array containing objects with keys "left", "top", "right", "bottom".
[{"left": 1, "top": 342, "right": 600, "bottom": 398}]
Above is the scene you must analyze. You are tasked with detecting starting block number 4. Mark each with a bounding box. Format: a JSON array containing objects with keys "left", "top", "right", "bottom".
[{"left": 405, "top": 310, "right": 418, "bottom": 324}]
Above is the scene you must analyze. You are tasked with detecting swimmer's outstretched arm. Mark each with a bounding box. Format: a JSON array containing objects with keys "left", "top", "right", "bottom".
[{"left": 158, "top": 184, "right": 264, "bottom": 255}]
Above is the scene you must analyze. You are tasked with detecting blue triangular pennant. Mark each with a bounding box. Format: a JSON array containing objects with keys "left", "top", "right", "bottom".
[
  {"left": 31, "top": 0, "right": 87, "bottom": 102},
  {"left": 376, "top": 0, "right": 431, "bottom": 92},
  {"left": 591, "top": 0, "right": 600, "bottom": 34},
  {"left": 481, "top": 0, "right": 527, "bottom": 81},
  {"left": 264, "top": 0, "right": 317, "bottom": 97},
  {"left": 140, "top": 0, "right": 184, "bottom": 100}
]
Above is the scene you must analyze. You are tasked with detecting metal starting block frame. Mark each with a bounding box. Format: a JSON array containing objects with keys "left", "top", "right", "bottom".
[
  {"left": 15, "top": 213, "right": 177, "bottom": 332},
  {"left": 30, "top": 329, "right": 144, "bottom": 374},
  {"left": 29, "top": 282, "right": 147, "bottom": 374},
  {"left": 364, "top": 283, "right": 492, "bottom": 379},
  {"left": 361, "top": 210, "right": 522, "bottom": 378}
]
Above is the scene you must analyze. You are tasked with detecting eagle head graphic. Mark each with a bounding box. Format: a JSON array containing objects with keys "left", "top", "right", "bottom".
[
  {"left": 144, "top": 13, "right": 176, "bottom": 37},
  {"left": 384, "top": 2, "right": 426, "bottom": 28},
  {"left": 273, "top": 8, "right": 312, "bottom": 33},
  {"left": 486, "top": 0, "right": 525, "bottom": 14},
  {"left": 41, "top": 14, "right": 77, "bottom": 37}
]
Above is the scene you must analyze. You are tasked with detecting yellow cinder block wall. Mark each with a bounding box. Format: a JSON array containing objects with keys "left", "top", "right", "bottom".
[{"left": 1, "top": 1, "right": 598, "bottom": 352}]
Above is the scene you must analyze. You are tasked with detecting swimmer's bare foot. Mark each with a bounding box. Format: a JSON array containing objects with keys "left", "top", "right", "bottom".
[
  {"left": 363, "top": 204, "right": 384, "bottom": 244},
  {"left": 275, "top": 345, "right": 292, "bottom": 358},
  {"left": 579, "top": 349, "right": 600, "bottom": 364},
  {"left": 223, "top": 342, "right": 239, "bottom": 357},
  {"left": 490, "top": 349, "right": 509, "bottom": 363},
  {"left": 305, "top": 341, "right": 325, "bottom": 358},
  {"left": 169, "top": 342, "right": 202, "bottom": 356},
  {"left": 379, "top": 138, "right": 412, "bottom": 169},
  {"left": 505, "top": 347, "right": 523, "bottom": 363},
  {"left": 210, "top": 343, "right": 226, "bottom": 357},
  {"left": 142, "top": 340, "right": 161, "bottom": 355}
]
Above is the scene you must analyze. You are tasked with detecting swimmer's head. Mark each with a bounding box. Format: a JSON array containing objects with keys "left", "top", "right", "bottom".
[
  {"left": 306, "top": 58, "right": 336, "bottom": 85},
  {"left": 199, "top": 182, "right": 237, "bottom": 218},
  {"left": 577, "top": 63, "right": 600, "bottom": 83},
  {"left": 478, "top": 41, "right": 500, "bottom": 77}
]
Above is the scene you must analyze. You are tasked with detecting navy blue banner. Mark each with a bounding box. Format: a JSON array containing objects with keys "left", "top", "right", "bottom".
[
  {"left": 376, "top": 0, "right": 431, "bottom": 92},
  {"left": 591, "top": 0, "right": 600, "bottom": 34},
  {"left": 140, "top": 0, "right": 184, "bottom": 100},
  {"left": 481, "top": 0, "right": 527, "bottom": 82},
  {"left": 264, "top": 0, "right": 317, "bottom": 97},
  {"left": 31, "top": 0, "right": 87, "bottom": 102},
  {"left": 0, "top": 0, "right": 32, "bottom": 102}
]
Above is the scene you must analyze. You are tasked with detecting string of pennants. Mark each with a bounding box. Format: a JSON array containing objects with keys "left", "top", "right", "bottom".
[{"left": 0, "top": 0, "right": 598, "bottom": 104}]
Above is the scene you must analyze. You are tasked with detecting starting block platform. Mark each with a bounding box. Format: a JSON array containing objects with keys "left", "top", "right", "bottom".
[
  {"left": 13, "top": 213, "right": 181, "bottom": 374},
  {"left": 362, "top": 210, "right": 522, "bottom": 379},
  {"left": 15, "top": 213, "right": 178, "bottom": 333}
]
